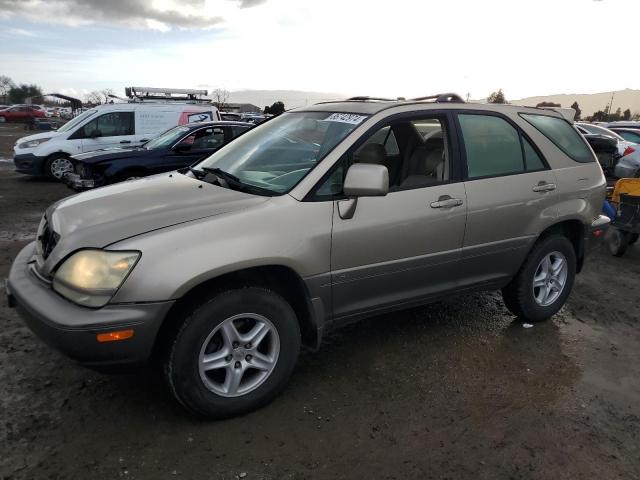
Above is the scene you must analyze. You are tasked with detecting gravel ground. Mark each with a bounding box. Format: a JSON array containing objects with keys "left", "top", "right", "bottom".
[{"left": 1, "top": 123, "right": 639, "bottom": 479}]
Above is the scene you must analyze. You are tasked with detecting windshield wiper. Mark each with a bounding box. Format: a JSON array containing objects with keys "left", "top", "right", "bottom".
[
  {"left": 187, "top": 166, "right": 206, "bottom": 179},
  {"left": 201, "top": 167, "right": 241, "bottom": 184},
  {"left": 200, "top": 166, "right": 276, "bottom": 196}
]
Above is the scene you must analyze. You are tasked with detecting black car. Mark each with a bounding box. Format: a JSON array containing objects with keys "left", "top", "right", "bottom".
[{"left": 64, "top": 121, "right": 252, "bottom": 190}]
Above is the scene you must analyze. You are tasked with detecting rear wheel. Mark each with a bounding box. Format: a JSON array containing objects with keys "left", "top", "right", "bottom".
[
  {"left": 44, "top": 154, "right": 73, "bottom": 180},
  {"left": 0, "top": 116, "right": 6, "bottom": 123},
  {"left": 606, "top": 228, "right": 629, "bottom": 257},
  {"left": 164, "top": 288, "right": 300, "bottom": 419},
  {"left": 502, "top": 235, "right": 576, "bottom": 323}
]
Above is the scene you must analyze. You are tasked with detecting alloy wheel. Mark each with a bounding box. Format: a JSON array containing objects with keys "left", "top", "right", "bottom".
[
  {"left": 532, "top": 251, "right": 568, "bottom": 307},
  {"left": 50, "top": 157, "right": 74, "bottom": 179},
  {"left": 198, "top": 313, "right": 280, "bottom": 397}
]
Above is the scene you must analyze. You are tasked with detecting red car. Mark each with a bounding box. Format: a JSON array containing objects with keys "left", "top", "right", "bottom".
[{"left": 0, "top": 105, "right": 47, "bottom": 123}]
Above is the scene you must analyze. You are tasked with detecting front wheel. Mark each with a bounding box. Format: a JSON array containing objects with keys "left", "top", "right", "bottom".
[
  {"left": 44, "top": 154, "right": 74, "bottom": 180},
  {"left": 165, "top": 288, "right": 301, "bottom": 419},
  {"left": 502, "top": 235, "right": 576, "bottom": 323}
]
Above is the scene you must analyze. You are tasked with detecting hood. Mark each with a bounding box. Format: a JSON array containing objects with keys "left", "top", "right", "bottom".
[
  {"left": 72, "top": 147, "right": 148, "bottom": 164},
  {"left": 16, "top": 130, "right": 59, "bottom": 145},
  {"left": 41, "top": 173, "right": 268, "bottom": 273}
]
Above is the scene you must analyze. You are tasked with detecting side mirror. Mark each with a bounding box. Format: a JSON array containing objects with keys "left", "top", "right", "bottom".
[
  {"left": 343, "top": 163, "right": 389, "bottom": 197},
  {"left": 339, "top": 164, "right": 389, "bottom": 220}
]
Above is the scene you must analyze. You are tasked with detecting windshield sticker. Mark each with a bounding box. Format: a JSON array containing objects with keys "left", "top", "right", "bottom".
[{"left": 324, "top": 113, "right": 367, "bottom": 125}]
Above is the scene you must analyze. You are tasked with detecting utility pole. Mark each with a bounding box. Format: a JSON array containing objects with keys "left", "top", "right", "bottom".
[{"left": 605, "top": 91, "right": 615, "bottom": 118}]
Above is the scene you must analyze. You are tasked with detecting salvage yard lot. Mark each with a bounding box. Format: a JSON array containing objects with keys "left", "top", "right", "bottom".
[{"left": 1, "top": 124, "right": 639, "bottom": 479}]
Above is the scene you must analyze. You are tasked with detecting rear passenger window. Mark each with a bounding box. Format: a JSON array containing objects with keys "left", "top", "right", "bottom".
[
  {"left": 459, "top": 114, "right": 524, "bottom": 178},
  {"left": 523, "top": 137, "right": 545, "bottom": 171},
  {"left": 520, "top": 114, "right": 594, "bottom": 163}
]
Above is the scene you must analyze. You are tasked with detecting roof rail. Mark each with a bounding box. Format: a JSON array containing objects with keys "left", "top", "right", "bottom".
[
  {"left": 345, "top": 96, "right": 396, "bottom": 102},
  {"left": 410, "top": 93, "right": 465, "bottom": 103},
  {"left": 343, "top": 93, "right": 465, "bottom": 104},
  {"left": 125, "top": 86, "right": 211, "bottom": 104}
]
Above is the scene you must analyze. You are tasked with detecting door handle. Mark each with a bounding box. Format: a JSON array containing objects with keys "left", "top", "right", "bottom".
[
  {"left": 532, "top": 182, "right": 556, "bottom": 192},
  {"left": 139, "top": 138, "right": 150, "bottom": 143},
  {"left": 430, "top": 195, "right": 463, "bottom": 208},
  {"left": 120, "top": 140, "right": 132, "bottom": 144}
]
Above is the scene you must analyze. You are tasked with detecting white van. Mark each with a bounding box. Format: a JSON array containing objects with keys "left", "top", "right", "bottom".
[{"left": 13, "top": 102, "right": 219, "bottom": 178}]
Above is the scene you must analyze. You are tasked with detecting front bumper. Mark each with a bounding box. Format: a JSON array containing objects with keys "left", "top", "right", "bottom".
[
  {"left": 6, "top": 242, "right": 174, "bottom": 367},
  {"left": 13, "top": 153, "right": 45, "bottom": 176},
  {"left": 62, "top": 172, "right": 97, "bottom": 191}
]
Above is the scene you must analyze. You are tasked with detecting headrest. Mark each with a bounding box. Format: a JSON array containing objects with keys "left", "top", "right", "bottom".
[{"left": 354, "top": 143, "right": 386, "bottom": 165}]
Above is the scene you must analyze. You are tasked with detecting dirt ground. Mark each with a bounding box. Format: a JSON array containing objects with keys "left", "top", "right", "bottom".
[{"left": 1, "top": 123, "right": 639, "bottom": 480}]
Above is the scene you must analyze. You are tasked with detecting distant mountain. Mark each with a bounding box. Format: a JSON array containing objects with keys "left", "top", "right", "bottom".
[
  {"left": 208, "top": 87, "right": 640, "bottom": 117},
  {"left": 510, "top": 89, "right": 640, "bottom": 117},
  {"left": 226, "top": 89, "right": 348, "bottom": 110}
]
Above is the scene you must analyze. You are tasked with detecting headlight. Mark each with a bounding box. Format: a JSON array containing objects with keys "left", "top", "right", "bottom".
[
  {"left": 53, "top": 250, "right": 140, "bottom": 307},
  {"left": 18, "top": 138, "right": 50, "bottom": 149}
]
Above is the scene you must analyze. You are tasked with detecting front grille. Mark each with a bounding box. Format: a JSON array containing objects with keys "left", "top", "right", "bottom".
[{"left": 38, "top": 219, "right": 59, "bottom": 260}]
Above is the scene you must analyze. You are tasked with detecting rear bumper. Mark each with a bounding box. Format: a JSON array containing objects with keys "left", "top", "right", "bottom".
[
  {"left": 6, "top": 242, "right": 174, "bottom": 368},
  {"left": 13, "top": 153, "right": 45, "bottom": 176},
  {"left": 584, "top": 215, "right": 610, "bottom": 257}
]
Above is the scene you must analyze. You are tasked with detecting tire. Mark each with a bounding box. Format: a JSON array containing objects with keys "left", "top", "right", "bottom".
[
  {"left": 0, "top": 116, "right": 6, "bottom": 123},
  {"left": 164, "top": 287, "right": 301, "bottom": 419},
  {"left": 502, "top": 235, "right": 576, "bottom": 323},
  {"left": 44, "top": 154, "right": 74, "bottom": 180},
  {"left": 606, "top": 228, "right": 629, "bottom": 257}
]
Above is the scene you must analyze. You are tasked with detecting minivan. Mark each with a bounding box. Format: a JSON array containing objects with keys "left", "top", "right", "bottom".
[{"left": 13, "top": 102, "right": 220, "bottom": 179}]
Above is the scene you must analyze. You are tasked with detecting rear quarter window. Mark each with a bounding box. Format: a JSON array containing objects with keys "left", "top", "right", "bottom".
[{"left": 520, "top": 113, "right": 594, "bottom": 163}]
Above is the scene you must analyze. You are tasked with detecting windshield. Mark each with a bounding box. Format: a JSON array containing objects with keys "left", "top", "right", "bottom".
[
  {"left": 195, "top": 111, "right": 368, "bottom": 194},
  {"left": 144, "top": 126, "right": 191, "bottom": 150},
  {"left": 579, "top": 123, "right": 624, "bottom": 140},
  {"left": 57, "top": 109, "right": 97, "bottom": 133}
]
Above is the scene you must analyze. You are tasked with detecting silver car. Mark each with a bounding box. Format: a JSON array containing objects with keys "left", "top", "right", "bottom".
[{"left": 7, "top": 94, "right": 609, "bottom": 418}]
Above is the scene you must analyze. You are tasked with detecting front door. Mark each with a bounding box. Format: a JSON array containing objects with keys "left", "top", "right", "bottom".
[
  {"left": 326, "top": 114, "right": 467, "bottom": 320},
  {"left": 164, "top": 125, "right": 229, "bottom": 172}
]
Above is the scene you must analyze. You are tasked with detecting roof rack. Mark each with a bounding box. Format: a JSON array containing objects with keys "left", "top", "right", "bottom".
[
  {"left": 410, "top": 93, "right": 465, "bottom": 103},
  {"left": 345, "top": 96, "right": 397, "bottom": 102},
  {"left": 343, "top": 93, "right": 465, "bottom": 104},
  {"left": 124, "top": 86, "right": 211, "bottom": 104}
]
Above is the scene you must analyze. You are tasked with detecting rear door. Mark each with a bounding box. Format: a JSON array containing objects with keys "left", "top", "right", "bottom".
[
  {"left": 76, "top": 111, "right": 136, "bottom": 152},
  {"left": 324, "top": 112, "right": 468, "bottom": 320},
  {"left": 455, "top": 112, "right": 558, "bottom": 288}
]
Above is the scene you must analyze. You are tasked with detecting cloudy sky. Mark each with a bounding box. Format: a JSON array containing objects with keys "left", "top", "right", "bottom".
[{"left": 0, "top": 0, "right": 637, "bottom": 104}]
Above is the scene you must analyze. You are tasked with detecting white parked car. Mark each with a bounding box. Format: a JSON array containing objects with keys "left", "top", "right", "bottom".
[
  {"left": 13, "top": 102, "right": 220, "bottom": 179},
  {"left": 614, "top": 146, "right": 640, "bottom": 178},
  {"left": 575, "top": 122, "right": 636, "bottom": 158}
]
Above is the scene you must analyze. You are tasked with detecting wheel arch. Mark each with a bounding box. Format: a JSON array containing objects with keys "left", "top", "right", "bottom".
[
  {"left": 535, "top": 219, "right": 586, "bottom": 272},
  {"left": 43, "top": 151, "right": 73, "bottom": 175},
  {"left": 152, "top": 265, "right": 322, "bottom": 362}
]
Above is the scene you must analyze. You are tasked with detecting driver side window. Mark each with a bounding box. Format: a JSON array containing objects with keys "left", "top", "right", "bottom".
[{"left": 312, "top": 115, "right": 451, "bottom": 199}]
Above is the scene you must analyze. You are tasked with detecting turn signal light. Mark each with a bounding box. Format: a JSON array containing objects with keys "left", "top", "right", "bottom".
[
  {"left": 623, "top": 146, "right": 635, "bottom": 157},
  {"left": 96, "top": 329, "right": 134, "bottom": 343}
]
